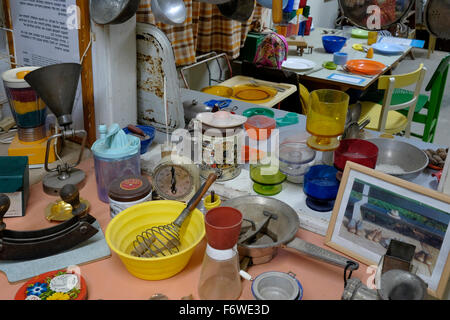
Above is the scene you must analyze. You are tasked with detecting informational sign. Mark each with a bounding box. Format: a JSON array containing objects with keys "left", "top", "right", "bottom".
[
  {"left": 9, "top": 0, "right": 80, "bottom": 65},
  {"left": 327, "top": 73, "right": 367, "bottom": 85},
  {"left": 8, "top": 0, "right": 84, "bottom": 129}
]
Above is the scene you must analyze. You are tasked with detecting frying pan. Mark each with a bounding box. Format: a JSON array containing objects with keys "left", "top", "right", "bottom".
[
  {"left": 217, "top": 0, "right": 256, "bottom": 22},
  {"left": 338, "top": 0, "right": 414, "bottom": 31},
  {"left": 424, "top": 0, "right": 450, "bottom": 39},
  {"left": 90, "top": 0, "right": 140, "bottom": 25},
  {"left": 223, "top": 196, "right": 359, "bottom": 270}
]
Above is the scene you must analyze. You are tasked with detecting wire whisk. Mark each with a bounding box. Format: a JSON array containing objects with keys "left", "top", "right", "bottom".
[{"left": 131, "top": 173, "right": 217, "bottom": 258}]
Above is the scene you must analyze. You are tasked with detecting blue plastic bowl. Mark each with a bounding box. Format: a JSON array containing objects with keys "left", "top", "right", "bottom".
[
  {"left": 322, "top": 36, "right": 347, "bottom": 53},
  {"left": 123, "top": 125, "right": 155, "bottom": 154},
  {"left": 303, "top": 165, "right": 339, "bottom": 201}
]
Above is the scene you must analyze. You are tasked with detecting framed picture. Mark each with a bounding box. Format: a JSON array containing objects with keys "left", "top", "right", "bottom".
[{"left": 325, "top": 162, "right": 450, "bottom": 299}]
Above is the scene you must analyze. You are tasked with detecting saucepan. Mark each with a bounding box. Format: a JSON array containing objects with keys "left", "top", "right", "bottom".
[
  {"left": 217, "top": 0, "right": 256, "bottom": 22},
  {"left": 90, "top": 0, "right": 140, "bottom": 25},
  {"left": 223, "top": 196, "right": 359, "bottom": 271}
]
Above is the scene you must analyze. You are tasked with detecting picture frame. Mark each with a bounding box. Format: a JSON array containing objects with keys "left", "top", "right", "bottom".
[{"left": 325, "top": 161, "right": 450, "bottom": 299}]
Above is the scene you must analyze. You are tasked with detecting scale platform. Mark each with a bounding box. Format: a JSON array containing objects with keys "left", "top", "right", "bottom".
[{"left": 8, "top": 135, "right": 57, "bottom": 167}]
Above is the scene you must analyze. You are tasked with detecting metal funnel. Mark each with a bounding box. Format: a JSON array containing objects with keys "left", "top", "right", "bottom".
[{"left": 24, "top": 63, "right": 82, "bottom": 128}]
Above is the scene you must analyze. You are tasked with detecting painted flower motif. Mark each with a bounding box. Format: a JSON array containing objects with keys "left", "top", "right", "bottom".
[
  {"left": 26, "top": 282, "right": 48, "bottom": 296},
  {"left": 46, "top": 292, "right": 71, "bottom": 300}
]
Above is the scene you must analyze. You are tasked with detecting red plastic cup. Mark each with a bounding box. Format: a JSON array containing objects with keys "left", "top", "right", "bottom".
[
  {"left": 204, "top": 207, "right": 243, "bottom": 250},
  {"left": 334, "top": 139, "right": 379, "bottom": 171}
]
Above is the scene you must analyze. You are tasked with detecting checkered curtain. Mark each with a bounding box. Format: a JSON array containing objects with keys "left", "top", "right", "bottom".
[{"left": 137, "top": 0, "right": 263, "bottom": 66}]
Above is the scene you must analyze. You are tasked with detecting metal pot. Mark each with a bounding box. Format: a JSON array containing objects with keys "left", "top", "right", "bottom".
[
  {"left": 151, "top": 0, "right": 187, "bottom": 25},
  {"left": 218, "top": 0, "right": 255, "bottom": 22},
  {"left": 90, "top": 0, "right": 140, "bottom": 25},
  {"left": 367, "top": 138, "right": 429, "bottom": 181},
  {"left": 223, "top": 196, "right": 360, "bottom": 270},
  {"left": 183, "top": 100, "right": 212, "bottom": 123}
]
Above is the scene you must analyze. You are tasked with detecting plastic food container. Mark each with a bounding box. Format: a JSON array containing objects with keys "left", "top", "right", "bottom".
[
  {"left": 1, "top": 66, "right": 47, "bottom": 141},
  {"left": 278, "top": 142, "right": 316, "bottom": 184},
  {"left": 245, "top": 115, "right": 276, "bottom": 141},
  {"left": 334, "top": 139, "right": 379, "bottom": 172},
  {"left": 303, "top": 165, "right": 340, "bottom": 212},
  {"left": 108, "top": 175, "right": 152, "bottom": 218},
  {"left": 250, "top": 163, "right": 286, "bottom": 196},
  {"left": 91, "top": 123, "right": 141, "bottom": 203}
]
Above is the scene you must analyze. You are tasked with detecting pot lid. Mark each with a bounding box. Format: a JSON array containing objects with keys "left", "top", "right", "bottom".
[
  {"left": 196, "top": 111, "right": 247, "bottom": 128},
  {"left": 91, "top": 123, "right": 140, "bottom": 159},
  {"left": 108, "top": 175, "right": 152, "bottom": 202},
  {"left": 2, "top": 67, "right": 41, "bottom": 89}
]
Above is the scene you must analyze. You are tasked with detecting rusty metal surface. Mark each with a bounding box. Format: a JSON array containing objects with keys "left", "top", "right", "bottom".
[{"left": 136, "top": 23, "right": 184, "bottom": 132}]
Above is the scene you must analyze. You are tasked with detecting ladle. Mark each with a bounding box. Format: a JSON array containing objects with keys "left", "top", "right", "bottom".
[
  {"left": 90, "top": 0, "right": 140, "bottom": 25},
  {"left": 151, "top": 0, "right": 187, "bottom": 25}
]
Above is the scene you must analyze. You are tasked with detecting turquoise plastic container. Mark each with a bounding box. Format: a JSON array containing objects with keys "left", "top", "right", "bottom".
[{"left": 91, "top": 124, "right": 141, "bottom": 203}]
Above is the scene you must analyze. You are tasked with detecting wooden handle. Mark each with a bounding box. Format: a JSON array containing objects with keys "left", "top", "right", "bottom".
[
  {"left": 187, "top": 173, "right": 217, "bottom": 211},
  {"left": 59, "top": 184, "right": 87, "bottom": 217},
  {"left": 173, "top": 173, "right": 218, "bottom": 228},
  {"left": 127, "top": 124, "right": 146, "bottom": 137}
]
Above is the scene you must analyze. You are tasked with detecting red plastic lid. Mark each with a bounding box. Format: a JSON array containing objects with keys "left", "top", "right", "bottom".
[{"left": 245, "top": 115, "right": 276, "bottom": 129}]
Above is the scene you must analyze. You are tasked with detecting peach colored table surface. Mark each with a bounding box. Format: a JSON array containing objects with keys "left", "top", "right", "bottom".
[{"left": 0, "top": 158, "right": 371, "bottom": 300}]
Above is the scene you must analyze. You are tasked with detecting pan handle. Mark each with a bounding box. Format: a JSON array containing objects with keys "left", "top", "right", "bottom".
[{"left": 281, "top": 237, "right": 359, "bottom": 271}]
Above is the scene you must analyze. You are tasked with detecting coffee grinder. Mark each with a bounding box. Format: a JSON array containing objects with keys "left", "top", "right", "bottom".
[
  {"left": 1, "top": 67, "right": 57, "bottom": 167},
  {"left": 24, "top": 63, "right": 87, "bottom": 195}
]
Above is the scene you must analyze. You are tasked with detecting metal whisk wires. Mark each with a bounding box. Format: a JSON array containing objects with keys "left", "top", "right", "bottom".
[
  {"left": 130, "top": 173, "right": 217, "bottom": 258},
  {"left": 132, "top": 223, "right": 180, "bottom": 257}
]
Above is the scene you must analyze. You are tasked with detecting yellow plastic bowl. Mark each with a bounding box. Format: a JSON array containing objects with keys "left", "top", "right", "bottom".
[{"left": 105, "top": 200, "right": 205, "bottom": 280}]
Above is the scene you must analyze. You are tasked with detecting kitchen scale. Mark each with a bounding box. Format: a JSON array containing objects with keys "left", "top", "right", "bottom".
[
  {"left": 153, "top": 153, "right": 200, "bottom": 202},
  {"left": 1, "top": 67, "right": 57, "bottom": 168}
]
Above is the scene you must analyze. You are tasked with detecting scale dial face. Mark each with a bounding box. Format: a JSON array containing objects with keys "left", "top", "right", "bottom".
[{"left": 154, "top": 164, "right": 195, "bottom": 201}]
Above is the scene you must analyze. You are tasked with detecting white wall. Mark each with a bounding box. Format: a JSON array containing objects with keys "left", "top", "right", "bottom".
[
  {"left": 91, "top": 17, "right": 137, "bottom": 138},
  {"left": 308, "top": 0, "right": 339, "bottom": 29}
]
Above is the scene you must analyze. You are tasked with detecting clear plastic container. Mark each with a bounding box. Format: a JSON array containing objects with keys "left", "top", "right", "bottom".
[
  {"left": 278, "top": 142, "right": 316, "bottom": 184},
  {"left": 91, "top": 124, "right": 141, "bottom": 203},
  {"left": 94, "top": 154, "right": 141, "bottom": 203},
  {"left": 198, "top": 245, "right": 242, "bottom": 300}
]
